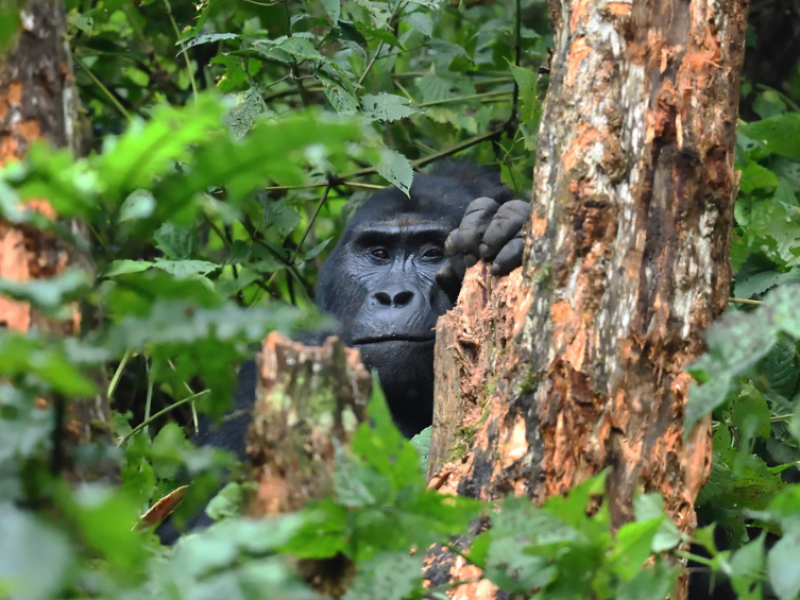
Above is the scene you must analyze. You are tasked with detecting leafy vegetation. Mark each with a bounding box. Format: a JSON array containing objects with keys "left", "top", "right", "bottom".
[{"left": 0, "top": 0, "right": 799, "bottom": 598}]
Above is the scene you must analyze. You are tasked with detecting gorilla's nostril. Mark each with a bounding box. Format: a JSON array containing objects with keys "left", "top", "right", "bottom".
[
  {"left": 374, "top": 291, "right": 392, "bottom": 306},
  {"left": 393, "top": 290, "right": 414, "bottom": 306}
]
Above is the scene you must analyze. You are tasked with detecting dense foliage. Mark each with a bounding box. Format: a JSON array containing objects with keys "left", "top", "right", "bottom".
[{"left": 0, "top": 0, "right": 799, "bottom": 598}]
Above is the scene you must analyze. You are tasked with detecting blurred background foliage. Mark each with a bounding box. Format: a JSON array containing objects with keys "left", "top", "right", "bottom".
[{"left": 1, "top": 0, "right": 800, "bottom": 598}]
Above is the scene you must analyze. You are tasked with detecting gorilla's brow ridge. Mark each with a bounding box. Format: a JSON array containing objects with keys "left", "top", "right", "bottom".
[{"left": 351, "top": 221, "right": 450, "bottom": 247}]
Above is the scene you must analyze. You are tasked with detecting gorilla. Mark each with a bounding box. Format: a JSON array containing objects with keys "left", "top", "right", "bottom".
[
  {"left": 156, "top": 161, "right": 529, "bottom": 543},
  {"left": 196, "top": 161, "right": 530, "bottom": 457}
]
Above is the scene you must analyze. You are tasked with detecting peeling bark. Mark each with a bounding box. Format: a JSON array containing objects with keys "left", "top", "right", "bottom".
[
  {"left": 246, "top": 333, "right": 371, "bottom": 595},
  {"left": 0, "top": 0, "right": 82, "bottom": 334},
  {"left": 0, "top": 2, "right": 104, "bottom": 455},
  {"left": 427, "top": 1, "right": 748, "bottom": 597},
  {"left": 246, "top": 332, "right": 372, "bottom": 516}
]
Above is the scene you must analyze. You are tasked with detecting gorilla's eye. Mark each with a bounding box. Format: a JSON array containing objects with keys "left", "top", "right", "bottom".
[
  {"left": 371, "top": 248, "right": 390, "bottom": 260},
  {"left": 422, "top": 247, "right": 444, "bottom": 260}
]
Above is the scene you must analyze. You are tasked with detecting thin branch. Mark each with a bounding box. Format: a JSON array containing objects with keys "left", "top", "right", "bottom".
[
  {"left": 728, "top": 297, "right": 763, "bottom": 305},
  {"left": 418, "top": 89, "right": 512, "bottom": 108},
  {"left": 264, "top": 181, "right": 385, "bottom": 192},
  {"left": 74, "top": 57, "right": 131, "bottom": 121},
  {"left": 290, "top": 184, "right": 333, "bottom": 265},
  {"left": 358, "top": 40, "right": 385, "bottom": 86},
  {"left": 164, "top": 0, "right": 198, "bottom": 102},
  {"left": 117, "top": 390, "right": 210, "bottom": 446},
  {"left": 107, "top": 350, "right": 132, "bottom": 402}
]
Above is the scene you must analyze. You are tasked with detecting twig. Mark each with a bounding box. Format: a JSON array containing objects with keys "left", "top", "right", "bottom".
[
  {"left": 290, "top": 184, "right": 333, "bottom": 265},
  {"left": 358, "top": 40, "right": 385, "bottom": 86},
  {"left": 728, "top": 297, "right": 763, "bottom": 305},
  {"left": 117, "top": 390, "right": 210, "bottom": 446},
  {"left": 418, "top": 89, "right": 512, "bottom": 108},
  {"left": 164, "top": 0, "right": 198, "bottom": 102},
  {"left": 107, "top": 350, "right": 132, "bottom": 402},
  {"left": 74, "top": 57, "right": 131, "bottom": 120}
]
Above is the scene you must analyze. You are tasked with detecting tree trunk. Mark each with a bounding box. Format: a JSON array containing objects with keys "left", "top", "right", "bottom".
[
  {"left": 0, "top": 1, "right": 104, "bottom": 450},
  {"left": 427, "top": 0, "right": 748, "bottom": 597},
  {"left": 0, "top": 0, "right": 82, "bottom": 332}
]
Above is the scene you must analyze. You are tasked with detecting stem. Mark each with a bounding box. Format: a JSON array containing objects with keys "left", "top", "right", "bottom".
[
  {"left": 510, "top": 0, "right": 521, "bottom": 119},
  {"left": 358, "top": 40, "right": 385, "bottom": 86},
  {"left": 164, "top": 0, "right": 199, "bottom": 102},
  {"left": 74, "top": 57, "right": 131, "bottom": 120},
  {"left": 144, "top": 357, "right": 154, "bottom": 438},
  {"left": 290, "top": 184, "right": 333, "bottom": 265},
  {"left": 418, "top": 89, "right": 512, "bottom": 108},
  {"left": 675, "top": 550, "right": 715, "bottom": 567},
  {"left": 729, "top": 297, "right": 763, "bottom": 305},
  {"left": 107, "top": 350, "right": 132, "bottom": 402},
  {"left": 264, "top": 180, "right": 385, "bottom": 192},
  {"left": 117, "top": 390, "right": 210, "bottom": 446}
]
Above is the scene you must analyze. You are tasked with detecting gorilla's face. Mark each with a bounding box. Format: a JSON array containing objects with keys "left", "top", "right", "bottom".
[
  {"left": 315, "top": 178, "right": 476, "bottom": 436},
  {"left": 345, "top": 220, "right": 453, "bottom": 436}
]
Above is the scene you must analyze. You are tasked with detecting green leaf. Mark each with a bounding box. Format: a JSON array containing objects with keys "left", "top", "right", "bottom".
[
  {"left": 102, "top": 260, "right": 154, "bottom": 278},
  {"left": 343, "top": 552, "right": 423, "bottom": 600},
  {"left": 320, "top": 0, "right": 341, "bottom": 23},
  {"left": 226, "top": 240, "right": 251, "bottom": 265},
  {"left": 301, "top": 237, "right": 332, "bottom": 261},
  {"left": 730, "top": 381, "right": 772, "bottom": 440},
  {"left": 152, "top": 259, "right": 220, "bottom": 279},
  {"left": 753, "top": 90, "right": 787, "bottom": 119},
  {"left": 404, "top": 12, "right": 432, "bottom": 36},
  {"left": 741, "top": 114, "right": 800, "bottom": 157},
  {"left": 154, "top": 222, "right": 199, "bottom": 259},
  {"left": 118, "top": 189, "right": 155, "bottom": 222},
  {"left": 0, "top": 269, "right": 89, "bottom": 311},
  {"left": 0, "top": 504, "right": 72, "bottom": 600},
  {"left": 376, "top": 148, "right": 413, "bottom": 196},
  {"left": 685, "top": 285, "right": 800, "bottom": 435},
  {"left": 177, "top": 32, "right": 240, "bottom": 56},
  {"left": 225, "top": 87, "right": 265, "bottom": 139},
  {"left": 205, "top": 482, "right": 246, "bottom": 521},
  {"left": 731, "top": 534, "right": 766, "bottom": 600},
  {"left": 610, "top": 518, "right": 662, "bottom": 580},
  {"left": 0, "top": 334, "right": 98, "bottom": 396},
  {"left": 734, "top": 268, "right": 800, "bottom": 299},
  {"left": 410, "top": 426, "right": 431, "bottom": 472},
  {"left": 739, "top": 161, "right": 779, "bottom": 194},
  {"left": 632, "top": 493, "right": 682, "bottom": 552},
  {"left": 768, "top": 523, "right": 800, "bottom": 600},
  {"left": 262, "top": 199, "right": 301, "bottom": 238},
  {"left": 361, "top": 93, "right": 418, "bottom": 122},
  {"left": 760, "top": 336, "right": 799, "bottom": 398}
]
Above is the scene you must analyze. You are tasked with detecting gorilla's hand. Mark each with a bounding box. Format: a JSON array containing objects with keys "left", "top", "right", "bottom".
[{"left": 436, "top": 197, "right": 530, "bottom": 299}]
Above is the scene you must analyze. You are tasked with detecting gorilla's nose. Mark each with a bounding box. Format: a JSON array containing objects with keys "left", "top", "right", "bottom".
[{"left": 374, "top": 288, "right": 414, "bottom": 308}]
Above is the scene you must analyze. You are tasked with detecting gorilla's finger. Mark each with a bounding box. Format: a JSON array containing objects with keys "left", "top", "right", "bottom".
[
  {"left": 450, "top": 197, "right": 500, "bottom": 256},
  {"left": 445, "top": 235, "right": 468, "bottom": 281},
  {"left": 479, "top": 200, "right": 531, "bottom": 260},
  {"left": 436, "top": 264, "right": 461, "bottom": 304},
  {"left": 490, "top": 237, "right": 526, "bottom": 276}
]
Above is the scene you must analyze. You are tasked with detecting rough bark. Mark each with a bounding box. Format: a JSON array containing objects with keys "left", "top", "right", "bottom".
[
  {"left": 426, "top": 0, "right": 748, "bottom": 597},
  {"left": 0, "top": 2, "right": 104, "bottom": 450},
  {"left": 245, "top": 332, "right": 371, "bottom": 595},
  {"left": 246, "top": 332, "right": 372, "bottom": 516},
  {"left": 0, "top": 0, "right": 82, "bottom": 333}
]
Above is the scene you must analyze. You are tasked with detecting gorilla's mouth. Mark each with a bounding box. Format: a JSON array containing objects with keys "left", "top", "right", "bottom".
[{"left": 352, "top": 334, "right": 435, "bottom": 345}]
